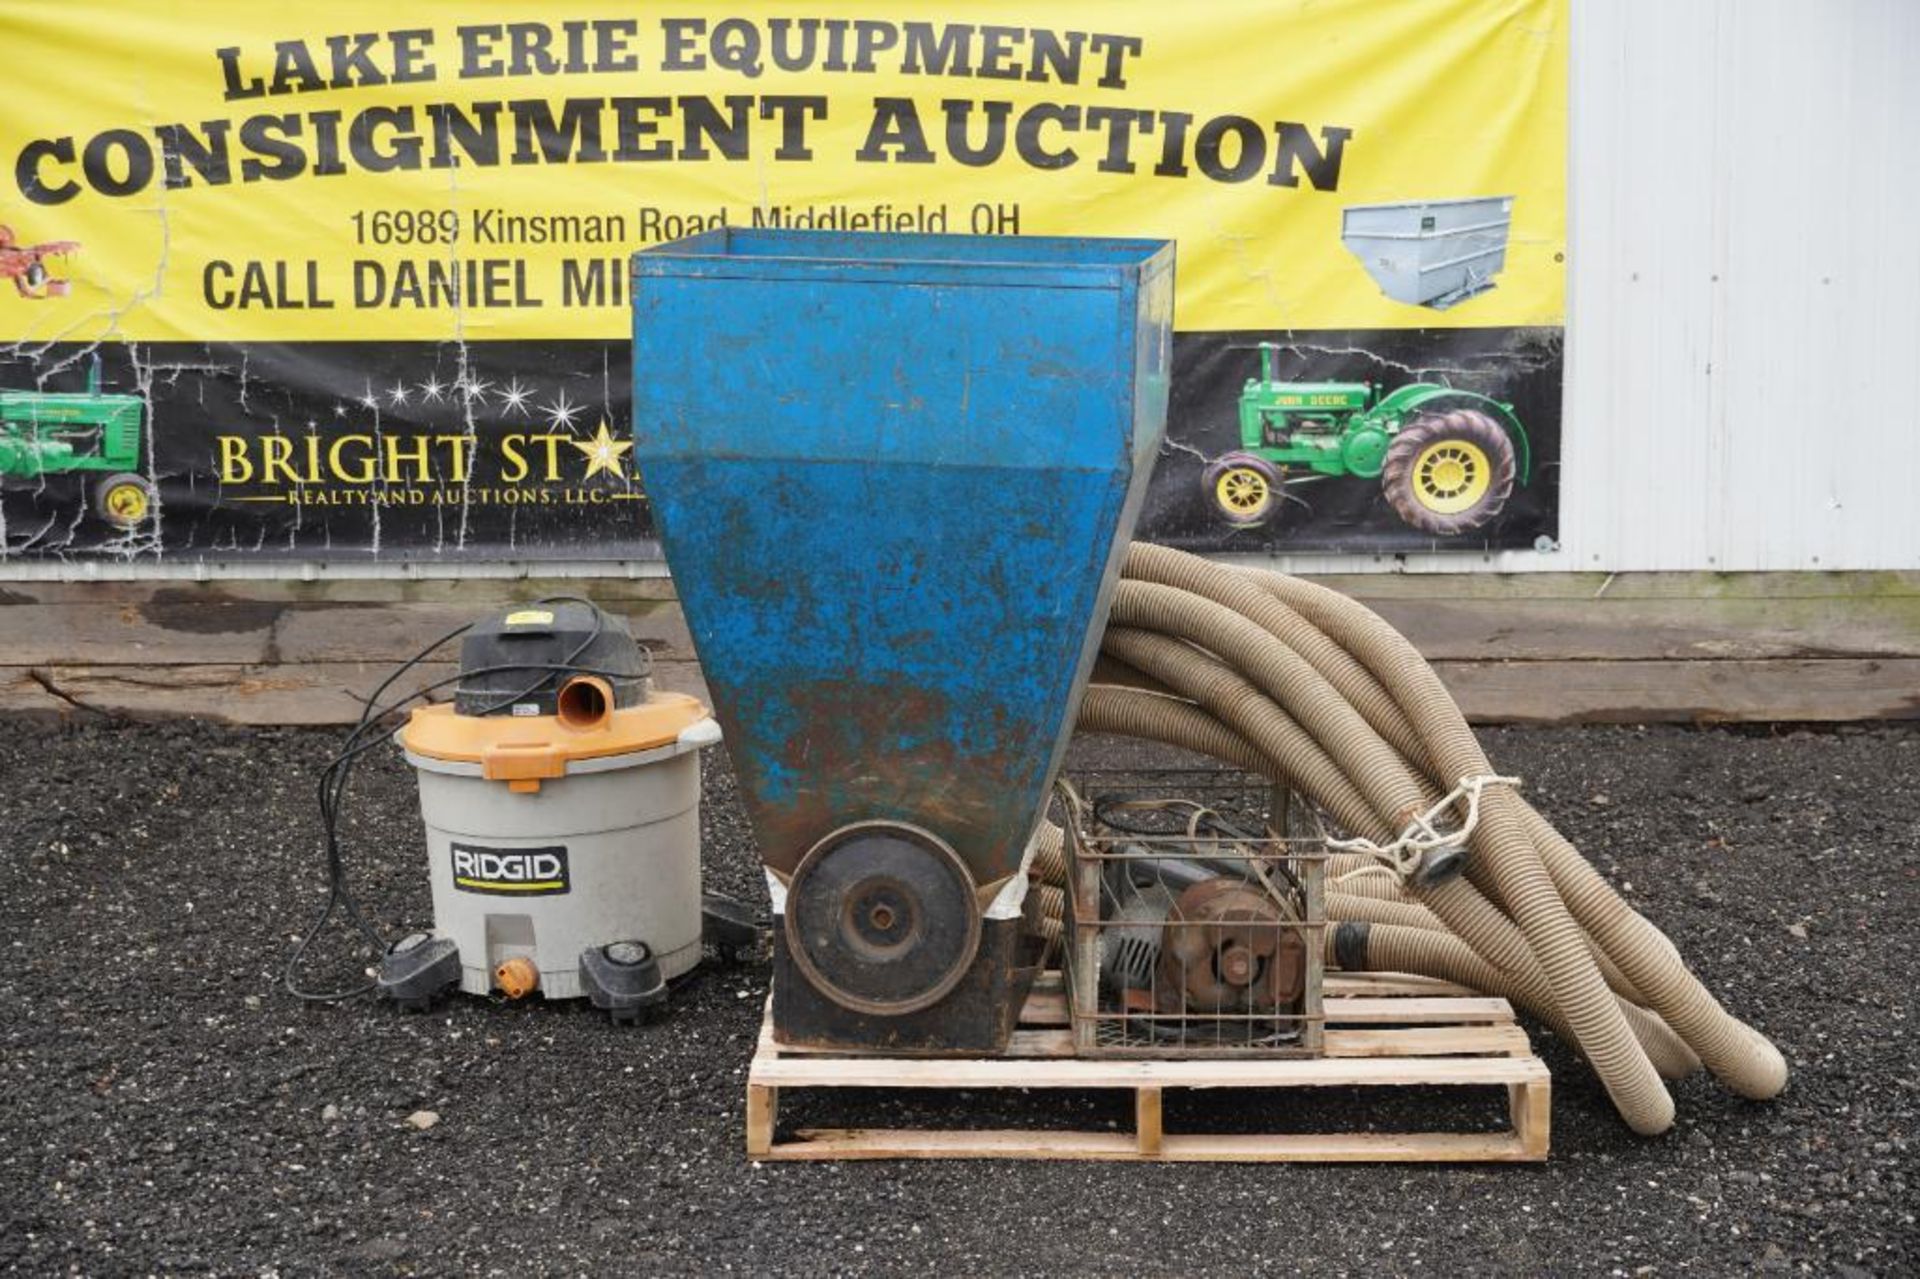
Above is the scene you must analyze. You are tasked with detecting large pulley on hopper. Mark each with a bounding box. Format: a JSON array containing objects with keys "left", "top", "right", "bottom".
[{"left": 784, "top": 823, "right": 982, "bottom": 1016}]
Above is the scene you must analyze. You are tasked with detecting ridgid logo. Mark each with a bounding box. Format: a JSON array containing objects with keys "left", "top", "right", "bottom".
[{"left": 450, "top": 843, "right": 570, "bottom": 896}]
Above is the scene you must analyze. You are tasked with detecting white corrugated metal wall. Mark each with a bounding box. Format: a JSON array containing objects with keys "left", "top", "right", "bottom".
[
  {"left": 7, "top": 0, "right": 1914, "bottom": 582},
  {"left": 1557, "top": 0, "right": 1920, "bottom": 574}
]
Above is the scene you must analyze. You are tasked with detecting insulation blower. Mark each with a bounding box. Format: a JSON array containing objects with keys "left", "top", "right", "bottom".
[
  {"left": 617, "top": 228, "right": 1785, "bottom": 1137},
  {"left": 630, "top": 228, "right": 1174, "bottom": 1054}
]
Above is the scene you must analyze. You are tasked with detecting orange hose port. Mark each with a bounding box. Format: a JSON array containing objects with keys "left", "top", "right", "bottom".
[
  {"left": 555, "top": 676, "right": 614, "bottom": 731},
  {"left": 494, "top": 956, "right": 540, "bottom": 999}
]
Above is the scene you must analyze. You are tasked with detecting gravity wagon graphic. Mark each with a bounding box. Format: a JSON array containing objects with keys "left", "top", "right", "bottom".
[
  {"left": 1342, "top": 196, "right": 1513, "bottom": 311},
  {"left": 0, "top": 224, "right": 79, "bottom": 299},
  {"left": 0, "top": 356, "right": 155, "bottom": 528},
  {"left": 1201, "top": 343, "right": 1529, "bottom": 537}
]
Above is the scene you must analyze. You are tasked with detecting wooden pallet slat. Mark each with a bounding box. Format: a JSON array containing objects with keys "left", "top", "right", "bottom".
[
  {"left": 1136, "top": 1088, "right": 1164, "bottom": 1157},
  {"left": 1322, "top": 1023, "right": 1534, "bottom": 1059},
  {"left": 1325, "top": 972, "right": 1477, "bottom": 998},
  {"left": 1319, "top": 995, "right": 1514, "bottom": 1024},
  {"left": 746, "top": 973, "right": 1550, "bottom": 1164},
  {"left": 767, "top": 1125, "right": 1546, "bottom": 1164},
  {"left": 751, "top": 1047, "right": 1543, "bottom": 1090}
]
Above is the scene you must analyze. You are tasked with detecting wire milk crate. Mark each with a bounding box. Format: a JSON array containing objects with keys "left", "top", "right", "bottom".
[{"left": 1057, "top": 772, "right": 1326, "bottom": 1059}]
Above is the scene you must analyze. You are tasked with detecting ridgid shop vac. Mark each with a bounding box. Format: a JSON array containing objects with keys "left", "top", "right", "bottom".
[{"left": 285, "top": 599, "right": 759, "bottom": 1022}]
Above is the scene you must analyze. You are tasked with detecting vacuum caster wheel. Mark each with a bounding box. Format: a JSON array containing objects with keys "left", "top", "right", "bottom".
[
  {"left": 376, "top": 933, "right": 461, "bottom": 1012},
  {"left": 579, "top": 940, "right": 668, "bottom": 1024},
  {"left": 702, "top": 892, "right": 766, "bottom": 965}
]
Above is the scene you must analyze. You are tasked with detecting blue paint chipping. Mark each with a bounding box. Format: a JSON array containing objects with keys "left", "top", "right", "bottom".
[{"left": 632, "top": 229, "right": 1174, "bottom": 888}]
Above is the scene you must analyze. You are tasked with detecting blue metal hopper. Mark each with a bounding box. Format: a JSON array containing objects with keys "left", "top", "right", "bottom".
[{"left": 632, "top": 229, "right": 1172, "bottom": 1040}]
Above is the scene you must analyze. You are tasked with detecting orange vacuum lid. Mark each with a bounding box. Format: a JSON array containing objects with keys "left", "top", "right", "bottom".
[{"left": 399, "top": 687, "right": 711, "bottom": 792}]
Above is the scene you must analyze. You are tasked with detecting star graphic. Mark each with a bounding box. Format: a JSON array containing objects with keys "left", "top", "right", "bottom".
[
  {"left": 541, "top": 389, "right": 583, "bottom": 431},
  {"left": 387, "top": 382, "right": 411, "bottom": 408},
  {"left": 459, "top": 375, "right": 494, "bottom": 405},
  {"left": 358, "top": 383, "right": 382, "bottom": 412},
  {"left": 571, "top": 419, "right": 633, "bottom": 479},
  {"left": 496, "top": 376, "right": 534, "bottom": 417},
  {"left": 419, "top": 375, "right": 446, "bottom": 404}
]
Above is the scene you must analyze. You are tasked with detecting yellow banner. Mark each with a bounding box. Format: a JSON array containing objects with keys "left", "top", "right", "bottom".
[{"left": 0, "top": 0, "right": 1566, "bottom": 344}]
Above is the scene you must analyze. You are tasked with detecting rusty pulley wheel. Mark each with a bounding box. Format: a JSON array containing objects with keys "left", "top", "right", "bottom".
[
  {"left": 1155, "top": 877, "right": 1305, "bottom": 1015},
  {"left": 784, "top": 821, "right": 981, "bottom": 1017}
]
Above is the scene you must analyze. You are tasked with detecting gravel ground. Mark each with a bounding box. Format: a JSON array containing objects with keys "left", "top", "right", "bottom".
[{"left": 1, "top": 718, "right": 1915, "bottom": 1276}]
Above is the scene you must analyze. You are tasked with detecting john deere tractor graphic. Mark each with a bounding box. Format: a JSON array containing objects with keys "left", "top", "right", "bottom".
[
  {"left": 0, "top": 357, "right": 155, "bottom": 529},
  {"left": 1202, "top": 344, "right": 1529, "bottom": 536}
]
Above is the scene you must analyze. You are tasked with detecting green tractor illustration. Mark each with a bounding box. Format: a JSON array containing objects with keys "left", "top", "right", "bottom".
[
  {"left": 0, "top": 355, "right": 155, "bottom": 529},
  {"left": 1202, "top": 343, "right": 1529, "bottom": 536}
]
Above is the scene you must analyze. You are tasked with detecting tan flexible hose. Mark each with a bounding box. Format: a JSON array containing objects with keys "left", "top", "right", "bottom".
[
  {"left": 1111, "top": 580, "right": 1431, "bottom": 827},
  {"left": 1127, "top": 547, "right": 1675, "bottom": 1134},
  {"left": 1077, "top": 684, "right": 1273, "bottom": 778},
  {"left": 1329, "top": 851, "right": 1392, "bottom": 879},
  {"left": 1035, "top": 884, "right": 1066, "bottom": 946},
  {"left": 1103, "top": 607, "right": 1643, "bottom": 1058},
  {"left": 1333, "top": 865, "right": 1646, "bottom": 1004},
  {"left": 1326, "top": 893, "right": 1445, "bottom": 931},
  {"left": 1042, "top": 546, "right": 1779, "bottom": 1128},
  {"left": 1620, "top": 1001, "right": 1705, "bottom": 1081},
  {"left": 1098, "top": 627, "right": 1394, "bottom": 842},
  {"left": 1324, "top": 872, "right": 1412, "bottom": 903},
  {"left": 1067, "top": 537, "right": 1781, "bottom": 1129},
  {"left": 1331, "top": 924, "right": 1702, "bottom": 1082},
  {"left": 1031, "top": 822, "right": 1068, "bottom": 889},
  {"left": 1236, "top": 579, "right": 1432, "bottom": 767},
  {"left": 1521, "top": 808, "right": 1788, "bottom": 1099},
  {"left": 1101, "top": 608, "right": 1675, "bottom": 1109},
  {"left": 1239, "top": 559, "right": 1781, "bottom": 1104}
]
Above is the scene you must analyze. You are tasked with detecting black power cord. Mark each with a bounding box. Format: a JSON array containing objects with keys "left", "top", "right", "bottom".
[{"left": 283, "top": 599, "right": 644, "bottom": 1003}]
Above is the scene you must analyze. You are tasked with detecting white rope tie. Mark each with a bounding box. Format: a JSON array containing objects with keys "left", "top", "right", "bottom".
[{"left": 1328, "top": 773, "right": 1522, "bottom": 883}]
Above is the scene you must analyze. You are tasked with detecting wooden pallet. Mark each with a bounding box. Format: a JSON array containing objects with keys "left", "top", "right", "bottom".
[{"left": 746, "top": 971, "right": 1550, "bottom": 1163}]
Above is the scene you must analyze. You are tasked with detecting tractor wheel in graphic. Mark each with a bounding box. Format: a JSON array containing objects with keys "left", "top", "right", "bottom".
[
  {"left": 93, "top": 473, "right": 156, "bottom": 529},
  {"left": 1202, "top": 452, "right": 1281, "bottom": 526},
  {"left": 1380, "top": 410, "right": 1516, "bottom": 536}
]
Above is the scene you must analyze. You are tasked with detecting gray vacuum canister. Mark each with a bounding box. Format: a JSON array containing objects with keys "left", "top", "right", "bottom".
[{"left": 381, "top": 603, "right": 721, "bottom": 1020}]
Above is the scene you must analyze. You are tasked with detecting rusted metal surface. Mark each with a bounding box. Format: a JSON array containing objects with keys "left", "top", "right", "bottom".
[
  {"left": 781, "top": 821, "right": 983, "bottom": 1018},
  {"left": 1155, "top": 878, "right": 1306, "bottom": 1015},
  {"left": 630, "top": 231, "right": 1172, "bottom": 1050},
  {"left": 631, "top": 231, "right": 1174, "bottom": 890},
  {"left": 1061, "top": 772, "right": 1327, "bottom": 1060},
  {"left": 770, "top": 913, "right": 1045, "bottom": 1057}
]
